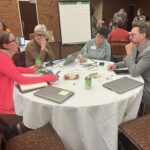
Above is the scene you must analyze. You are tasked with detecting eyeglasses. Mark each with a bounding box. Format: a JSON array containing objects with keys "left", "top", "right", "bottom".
[
  {"left": 35, "top": 33, "right": 46, "bottom": 37},
  {"left": 8, "top": 39, "right": 17, "bottom": 43}
]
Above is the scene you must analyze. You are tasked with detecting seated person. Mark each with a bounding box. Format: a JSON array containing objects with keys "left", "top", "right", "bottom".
[
  {"left": 107, "top": 25, "right": 150, "bottom": 114},
  {"left": 77, "top": 26, "right": 111, "bottom": 62},
  {"left": 0, "top": 32, "right": 57, "bottom": 114},
  {"left": 132, "top": 8, "right": 146, "bottom": 26},
  {"left": 25, "top": 24, "right": 55, "bottom": 67},
  {"left": 108, "top": 21, "right": 130, "bottom": 42}
]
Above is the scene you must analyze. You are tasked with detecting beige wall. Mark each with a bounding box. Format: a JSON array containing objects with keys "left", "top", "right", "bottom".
[{"left": 37, "top": 0, "right": 61, "bottom": 41}]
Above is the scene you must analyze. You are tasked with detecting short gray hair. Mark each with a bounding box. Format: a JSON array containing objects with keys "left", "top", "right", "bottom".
[{"left": 34, "top": 24, "right": 48, "bottom": 35}]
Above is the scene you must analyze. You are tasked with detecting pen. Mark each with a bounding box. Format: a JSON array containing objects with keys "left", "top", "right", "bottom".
[
  {"left": 89, "top": 59, "right": 97, "bottom": 63},
  {"left": 56, "top": 71, "right": 61, "bottom": 75}
]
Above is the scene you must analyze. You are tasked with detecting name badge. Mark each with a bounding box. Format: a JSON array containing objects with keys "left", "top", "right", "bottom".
[{"left": 91, "top": 46, "right": 96, "bottom": 50}]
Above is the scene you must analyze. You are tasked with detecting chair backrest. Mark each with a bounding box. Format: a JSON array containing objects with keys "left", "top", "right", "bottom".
[
  {"left": 119, "top": 114, "right": 150, "bottom": 150},
  {"left": 3, "top": 123, "right": 66, "bottom": 150},
  {"left": 109, "top": 41, "right": 129, "bottom": 62}
]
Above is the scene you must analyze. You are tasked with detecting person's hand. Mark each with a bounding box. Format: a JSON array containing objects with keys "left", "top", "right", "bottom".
[
  {"left": 107, "top": 64, "right": 117, "bottom": 71},
  {"left": 47, "top": 74, "right": 57, "bottom": 82},
  {"left": 96, "top": 20, "right": 104, "bottom": 29},
  {"left": 40, "top": 36, "right": 47, "bottom": 50},
  {"left": 125, "top": 42, "right": 135, "bottom": 55},
  {"left": 77, "top": 54, "right": 86, "bottom": 63}
]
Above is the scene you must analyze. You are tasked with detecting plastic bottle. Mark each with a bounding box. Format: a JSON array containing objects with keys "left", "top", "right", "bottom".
[{"left": 35, "top": 56, "right": 42, "bottom": 72}]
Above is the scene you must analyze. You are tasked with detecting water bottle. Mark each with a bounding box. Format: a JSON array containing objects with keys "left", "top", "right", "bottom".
[{"left": 35, "top": 56, "right": 42, "bottom": 72}]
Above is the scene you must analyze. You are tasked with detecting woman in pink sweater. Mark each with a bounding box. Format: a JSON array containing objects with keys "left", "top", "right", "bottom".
[{"left": 0, "top": 32, "right": 57, "bottom": 114}]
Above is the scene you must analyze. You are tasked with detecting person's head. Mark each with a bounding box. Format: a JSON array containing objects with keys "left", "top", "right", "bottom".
[
  {"left": 95, "top": 26, "right": 109, "bottom": 45},
  {"left": 0, "top": 22, "right": 8, "bottom": 32},
  {"left": 34, "top": 24, "right": 48, "bottom": 44},
  {"left": 0, "top": 32, "right": 19, "bottom": 53},
  {"left": 113, "top": 21, "right": 124, "bottom": 29},
  {"left": 137, "top": 8, "right": 144, "bottom": 17},
  {"left": 130, "top": 24, "right": 150, "bottom": 46},
  {"left": 118, "top": 8, "right": 125, "bottom": 15}
]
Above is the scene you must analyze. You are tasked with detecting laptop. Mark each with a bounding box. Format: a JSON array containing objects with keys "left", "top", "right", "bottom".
[
  {"left": 34, "top": 86, "right": 74, "bottom": 103},
  {"left": 103, "top": 77, "right": 143, "bottom": 94},
  {"left": 63, "top": 52, "right": 79, "bottom": 66}
]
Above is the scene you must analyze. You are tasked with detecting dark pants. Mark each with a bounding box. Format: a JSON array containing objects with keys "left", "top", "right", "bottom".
[{"left": 0, "top": 114, "right": 31, "bottom": 140}]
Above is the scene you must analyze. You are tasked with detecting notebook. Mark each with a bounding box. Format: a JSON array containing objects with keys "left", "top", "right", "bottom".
[
  {"left": 63, "top": 52, "right": 79, "bottom": 66},
  {"left": 34, "top": 86, "right": 74, "bottom": 103},
  {"left": 17, "top": 74, "right": 49, "bottom": 93},
  {"left": 103, "top": 77, "right": 143, "bottom": 94},
  {"left": 17, "top": 82, "right": 48, "bottom": 93}
]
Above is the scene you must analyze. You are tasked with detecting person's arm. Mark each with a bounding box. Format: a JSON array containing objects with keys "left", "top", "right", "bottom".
[
  {"left": 104, "top": 42, "right": 111, "bottom": 61},
  {"left": 122, "top": 12, "right": 127, "bottom": 24},
  {"left": 139, "top": 15, "right": 146, "bottom": 25},
  {"left": 108, "top": 32, "right": 112, "bottom": 41},
  {"left": 112, "top": 13, "right": 117, "bottom": 23},
  {"left": 77, "top": 41, "right": 90, "bottom": 62},
  {"left": 0, "top": 56, "right": 56, "bottom": 84},
  {"left": 17, "top": 67, "right": 36, "bottom": 74},
  {"left": 46, "top": 43, "right": 56, "bottom": 61},
  {"left": 80, "top": 40, "right": 91, "bottom": 57},
  {"left": 107, "top": 61, "right": 126, "bottom": 71},
  {"left": 132, "top": 17, "right": 137, "bottom": 26},
  {"left": 26, "top": 41, "right": 47, "bottom": 63},
  {"left": 124, "top": 49, "right": 150, "bottom": 77}
]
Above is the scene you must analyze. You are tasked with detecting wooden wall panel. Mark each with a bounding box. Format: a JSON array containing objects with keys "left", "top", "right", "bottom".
[
  {"left": 0, "top": 0, "right": 22, "bottom": 36},
  {"left": 137, "top": 0, "right": 150, "bottom": 19},
  {"left": 37, "top": 0, "right": 61, "bottom": 41}
]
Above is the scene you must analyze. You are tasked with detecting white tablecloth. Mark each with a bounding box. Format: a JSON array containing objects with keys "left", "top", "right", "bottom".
[{"left": 14, "top": 60, "right": 144, "bottom": 150}]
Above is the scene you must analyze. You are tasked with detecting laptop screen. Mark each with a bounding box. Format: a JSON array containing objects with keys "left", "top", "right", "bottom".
[{"left": 63, "top": 52, "right": 79, "bottom": 66}]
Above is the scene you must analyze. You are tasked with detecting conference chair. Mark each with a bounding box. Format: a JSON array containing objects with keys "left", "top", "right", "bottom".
[
  {"left": 0, "top": 123, "right": 66, "bottom": 150},
  {"left": 119, "top": 114, "right": 150, "bottom": 150},
  {"left": 109, "top": 41, "right": 129, "bottom": 62}
]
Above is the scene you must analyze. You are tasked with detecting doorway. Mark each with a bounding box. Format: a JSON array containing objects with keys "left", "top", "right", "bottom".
[
  {"left": 19, "top": 1, "right": 38, "bottom": 40},
  {"left": 127, "top": 4, "right": 136, "bottom": 31}
]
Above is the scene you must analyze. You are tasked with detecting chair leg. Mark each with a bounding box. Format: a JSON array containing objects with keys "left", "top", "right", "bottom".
[
  {"left": 143, "top": 104, "right": 150, "bottom": 115},
  {"left": 118, "top": 133, "right": 129, "bottom": 150}
]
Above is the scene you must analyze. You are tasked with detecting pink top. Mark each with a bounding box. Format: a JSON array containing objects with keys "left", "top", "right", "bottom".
[{"left": 0, "top": 51, "right": 56, "bottom": 114}]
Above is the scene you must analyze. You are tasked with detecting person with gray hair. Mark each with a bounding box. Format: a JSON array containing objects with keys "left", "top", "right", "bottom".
[
  {"left": 107, "top": 24, "right": 150, "bottom": 115},
  {"left": 25, "top": 24, "right": 55, "bottom": 67}
]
